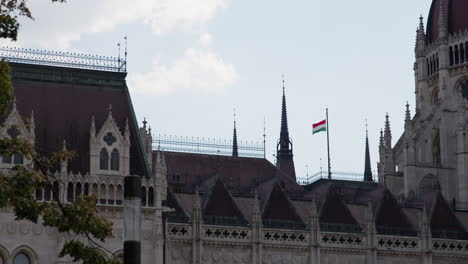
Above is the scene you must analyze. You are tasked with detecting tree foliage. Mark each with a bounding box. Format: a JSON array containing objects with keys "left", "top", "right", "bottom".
[{"left": 0, "top": 1, "right": 122, "bottom": 263}]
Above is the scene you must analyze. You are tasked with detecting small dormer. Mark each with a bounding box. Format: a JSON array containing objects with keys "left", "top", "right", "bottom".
[
  {"left": 0, "top": 99, "right": 35, "bottom": 168},
  {"left": 89, "top": 105, "right": 130, "bottom": 176}
]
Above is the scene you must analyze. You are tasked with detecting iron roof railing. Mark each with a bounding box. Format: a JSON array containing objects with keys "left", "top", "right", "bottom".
[{"left": 0, "top": 46, "right": 126, "bottom": 72}]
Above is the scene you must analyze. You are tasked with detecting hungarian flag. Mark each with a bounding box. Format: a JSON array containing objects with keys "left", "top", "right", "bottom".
[{"left": 313, "top": 120, "right": 326, "bottom": 134}]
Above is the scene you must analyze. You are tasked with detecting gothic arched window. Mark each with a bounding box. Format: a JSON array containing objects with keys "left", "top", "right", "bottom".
[
  {"left": 35, "top": 188, "right": 42, "bottom": 201},
  {"left": 450, "top": 46, "right": 454, "bottom": 66},
  {"left": 141, "top": 187, "right": 147, "bottom": 206},
  {"left": 108, "top": 184, "right": 115, "bottom": 205},
  {"left": 100, "top": 148, "right": 108, "bottom": 170},
  {"left": 13, "top": 154, "right": 23, "bottom": 164},
  {"left": 14, "top": 252, "right": 31, "bottom": 264},
  {"left": 110, "top": 149, "right": 119, "bottom": 171},
  {"left": 2, "top": 155, "right": 12, "bottom": 164},
  {"left": 84, "top": 183, "right": 89, "bottom": 195},
  {"left": 44, "top": 184, "right": 52, "bottom": 201},
  {"left": 433, "top": 130, "right": 441, "bottom": 165},
  {"left": 461, "top": 44, "right": 465, "bottom": 64},
  {"left": 75, "top": 182, "right": 82, "bottom": 198},
  {"left": 67, "top": 182, "right": 74, "bottom": 202},
  {"left": 53, "top": 181, "right": 59, "bottom": 201},
  {"left": 148, "top": 187, "right": 155, "bottom": 207},
  {"left": 455, "top": 45, "right": 460, "bottom": 65}
]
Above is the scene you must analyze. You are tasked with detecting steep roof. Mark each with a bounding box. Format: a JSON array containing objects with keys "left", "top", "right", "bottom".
[
  {"left": 160, "top": 151, "right": 295, "bottom": 192},
  {"left": 262, "top": 183, "right": 305, "bottom": 229},
  {"left": 202, "top": 178, "right": 248, "bottom": 226},
  {"left": 10, "top": 62, "right": 149, "bottom": 176},
  {"left": 319, "top": 187, "right": 359, "bottom": 227},
  {"left": 429, "top": 192, "right": 465, "bottom": 232},
  {"left": 374, "top": 189, "right": 416, "bottom": 234}
]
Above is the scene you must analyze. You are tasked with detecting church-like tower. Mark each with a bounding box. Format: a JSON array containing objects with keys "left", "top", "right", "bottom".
[
  {"left": 379, "top": 0, "right": 468, "bottom": 201},
  {"left": 276, "top": 82, "right": 296, "bottom": 181}
]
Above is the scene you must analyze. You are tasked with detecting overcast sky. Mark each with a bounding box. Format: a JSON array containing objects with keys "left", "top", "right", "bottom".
[{"left": 2, "top": 0, "right": 432, "bottom": 180}]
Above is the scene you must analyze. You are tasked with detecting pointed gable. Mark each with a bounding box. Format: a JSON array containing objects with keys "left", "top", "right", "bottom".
[
  {"left": 375, "top": 190, "right": 416, "bottom": 236},
  {"left": 430, "top": 192, "right": 465, "bottom": 233},
  {"left": 262, "top": 183, "right": 305, "bottom": 230},
  {"left": 202, "top": 178, "right": 248, "bottom": 226},
  {"left": 319, "top": 187, "right": 361, "bottom": 233}
]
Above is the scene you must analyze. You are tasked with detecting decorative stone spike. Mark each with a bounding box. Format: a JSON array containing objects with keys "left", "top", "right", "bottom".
[
  {"left": 405, "top": 102, "right": 411, "bottom": 123},
  {"left": 90, "top": 115, "right": 96, "bottom": 137}
]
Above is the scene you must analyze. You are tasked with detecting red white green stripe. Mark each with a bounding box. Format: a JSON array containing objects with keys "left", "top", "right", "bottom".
[{"left": 313, "top": 120, "right": 326, "bottom": 134}]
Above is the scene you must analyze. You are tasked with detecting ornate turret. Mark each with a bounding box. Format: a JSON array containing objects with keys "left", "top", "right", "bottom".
[
  {"left": 364, "top": 126, "right": 373, "bottom": 182},
  {"left": 276, "top": 81, "right": 296, "bottom": 180},
  {"left": 416, "top": 15, "right": 426, "bottom": 57}
]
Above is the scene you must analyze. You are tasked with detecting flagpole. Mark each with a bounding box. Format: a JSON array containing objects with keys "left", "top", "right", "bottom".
[{"left": 326, "top": 108, "right": 331, "bottom": 179}]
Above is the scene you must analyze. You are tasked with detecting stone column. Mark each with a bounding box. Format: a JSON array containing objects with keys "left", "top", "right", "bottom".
[
  {"left": 191, "top": 190, "right": 202, "bottom": 264},
  {"left": 308, "top": 198, "right": 319, "bottom": 264},
  {"left": 251, "top": 193, "right": 262, "bottom": 264},
  {"left": 366, "top": 200, "right": 376, "bottom": 264}
]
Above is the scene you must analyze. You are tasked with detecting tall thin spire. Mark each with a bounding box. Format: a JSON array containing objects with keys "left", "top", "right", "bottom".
[
  {"left": 276, "top": 77, "right": 296, "bottom": 180},
  {"left": 384, "top": 113, "right": 392, "bottom": 149},
  {"left": 364, "top": 121, "right": 373, "bottom": 182},
  {"left": 278, "top": 77, "right": 291, "bottom": 156},
  {"left": 232, "top": 110, "right": 238, "bottom": 157}
]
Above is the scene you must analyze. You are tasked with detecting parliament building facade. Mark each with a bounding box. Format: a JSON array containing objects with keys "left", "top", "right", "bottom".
[{"left": 2, "top": 0, "right": 468, "bottom": 263}]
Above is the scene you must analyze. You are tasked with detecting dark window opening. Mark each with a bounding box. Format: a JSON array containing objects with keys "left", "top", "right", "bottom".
[
  {"left": 461, "top": 44, "right": 465, "bottom": 64},
  {"left": 35, "top": 189, "right": 42, "bottom": 201},
  {"left": 462, "top": 81, "right": 468, "bottom": 100},
  {"left": 13, "top": 154, "right": 23, "bottom": 164},
  {"left": 110, "top": 149, "right": 119, "bottom": 171},
  {"left": 2, "top": 155, "right": 12, "bottom": 164},
  {"left": 141, "top": 187, "right": 147, "bottom": 206},
  {"left": 100, "top": 148, "right": 108, "bottom": 170},
  {"left": 67, "top": 183, "right": 74, "bottom": 202},
  {"left": 433, "top": 130, "right": 441, "bottom": 165},
  {"left": 148, "top": 187, "right": 155, "bottom": 207},
  {"left": 44, "top": 184, "right": 52, "bottom": 201},
  {"left": 84, "top": 183, "right": 89, "bottom": 195},
  {"left": 450, "top": 46, "right": 454, "bottom": 66},
  {"left": 75, "top": 182, "right": 82, "bottom": 198}
]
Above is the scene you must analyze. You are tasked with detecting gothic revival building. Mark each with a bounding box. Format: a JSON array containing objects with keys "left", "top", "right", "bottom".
[
  {"left": 378, "top": 0, "right": 468, "bottom": 203},
  {"left": 2, "top": 0, "right": 468, "bottom": 263}
]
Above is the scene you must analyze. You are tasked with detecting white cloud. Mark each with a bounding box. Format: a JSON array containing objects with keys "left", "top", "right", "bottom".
[
  {"left": 199, "top": 33, "right": 213, "bottom": 47},
  {"left": 148, "top": 0, "right": 226, "bottom": 34},
  {"left": 0, "top": 0, "right": 227, "bottom": 49},
  {"left": 128, "top": 48, "right": 238, "bottom": 96}
]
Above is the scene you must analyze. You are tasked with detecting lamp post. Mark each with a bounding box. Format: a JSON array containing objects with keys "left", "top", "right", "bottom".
[{"left": 124, "top": 176, "right": 141, "bottom": 264}]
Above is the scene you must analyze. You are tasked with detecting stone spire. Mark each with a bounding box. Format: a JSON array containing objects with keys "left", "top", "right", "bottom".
[
  {"left": 416, "top": 15, "right": 426, "bottom": 56},
  {"left": 405, "top": 102, "right": 411, "bottom": 124},
  {"left": 276, "top": 79, "right": 296, "bottom": 180},
  {"left": 61, "top": 139, "right": 68, "bottom": 175},
  {"left": 232, "top": 114, "right": 238, "bottom": 157},
  {"left": 438, "top": 0, "right": 448, "bottom": 40},
  {"left": 384, "top": 113, "right": 392, "bottom": 149},
  {"left": 379, "top": 129, "right": 384, "bottom": 150},
  {"left": 364, "top": 125, "right": 373, "bottom": 182},
  {"left": 124, "top": 118, "right": 130, "bottom": 140}
]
